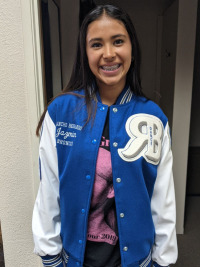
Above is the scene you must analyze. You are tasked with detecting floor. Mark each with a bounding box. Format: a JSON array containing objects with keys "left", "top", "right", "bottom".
[
  {"left": 0, "top": 196, "right": 199, "bottom": 267},
  {"left": 174, "top": 196, "right": 200, "bottom": 266}
]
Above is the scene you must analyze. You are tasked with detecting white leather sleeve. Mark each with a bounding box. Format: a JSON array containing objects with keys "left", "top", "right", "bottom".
[
  {"left": 151, "top": 122, "right": 178, "bottom": 266},
  {"left": 32, "top": 111, "right": 62, "bottom": 256}
]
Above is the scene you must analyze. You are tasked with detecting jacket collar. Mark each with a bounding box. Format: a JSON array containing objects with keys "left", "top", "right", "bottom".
[{"left": 95, "top": 84, "right": 134, "bottom": 106}]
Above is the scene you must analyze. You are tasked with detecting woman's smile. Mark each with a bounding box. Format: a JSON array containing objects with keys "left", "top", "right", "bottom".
[
  {"left": 86, "top": 15, "right": 132, "bottom": 95},
  {"left": 100, "top": 63, "right": 122, "bottom": 74}
]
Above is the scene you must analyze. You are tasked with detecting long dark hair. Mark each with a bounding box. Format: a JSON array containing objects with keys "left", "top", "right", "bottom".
[{"left": 36, "top": 4, "right": 143, "bottom": 136}]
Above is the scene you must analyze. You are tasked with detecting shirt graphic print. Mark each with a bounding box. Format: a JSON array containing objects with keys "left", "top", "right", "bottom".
[
  {"left": 84, "top": 111, "right": 121, "bottom": 267},
  {"left": 87, "top": 146, "right": 118, "bottom": 245}
]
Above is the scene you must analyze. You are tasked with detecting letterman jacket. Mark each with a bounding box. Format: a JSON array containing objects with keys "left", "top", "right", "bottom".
[{"left": 32, "top": 86, "right": 178, "bottom": 267}]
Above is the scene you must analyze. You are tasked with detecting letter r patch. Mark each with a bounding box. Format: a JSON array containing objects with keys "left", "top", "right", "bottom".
[{"left": 118, "top": 114, "right": 164, "bottom": 165}]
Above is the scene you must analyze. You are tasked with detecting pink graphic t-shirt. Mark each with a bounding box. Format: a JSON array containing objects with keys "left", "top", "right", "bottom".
[{"left": 84, "top": 112, "right": 121, "bottom": 267}]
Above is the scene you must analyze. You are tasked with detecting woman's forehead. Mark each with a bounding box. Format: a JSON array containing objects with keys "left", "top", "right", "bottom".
[{"left": 86, "top": 15, "right": 128, "bottom": 40}]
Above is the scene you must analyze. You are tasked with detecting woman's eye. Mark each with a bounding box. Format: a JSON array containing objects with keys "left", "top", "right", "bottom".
[
  {"left": 114, "top": 39, "right": 124, "bottom": 45},
  {"left": 91, "top": 43, "right": 102, "bottom": 48}
]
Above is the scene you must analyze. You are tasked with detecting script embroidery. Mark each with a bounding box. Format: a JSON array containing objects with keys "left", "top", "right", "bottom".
[{"left": 56, "top": 122, "right": 82, "bottom": 146}]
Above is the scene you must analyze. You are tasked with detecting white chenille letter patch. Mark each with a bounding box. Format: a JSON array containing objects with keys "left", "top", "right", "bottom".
[{"left": 118, "top": 114, "right": 163, "bottom": 164}]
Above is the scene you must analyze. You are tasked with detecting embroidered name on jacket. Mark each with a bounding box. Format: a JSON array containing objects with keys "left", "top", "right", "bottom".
[
  {"left": 118, "top": 114, "right": 163, "bottom": 165},
  {"left": 56, "top": 122, "right": 82, "bottom": 146}
]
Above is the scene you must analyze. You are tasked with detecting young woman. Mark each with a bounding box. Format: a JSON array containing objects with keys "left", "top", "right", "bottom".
[{"left": 32, "top": 5, "right": 178, "bottom": 267}]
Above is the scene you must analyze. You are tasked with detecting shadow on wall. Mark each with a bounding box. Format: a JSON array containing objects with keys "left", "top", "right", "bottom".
[{"left": 0, "top": 223, "right": 5, "bottom": 267}]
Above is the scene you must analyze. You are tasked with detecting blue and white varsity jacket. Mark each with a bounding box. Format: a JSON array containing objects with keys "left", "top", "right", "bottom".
[{"left": 32, "top": 87, "right": 178, "bottom": 267}]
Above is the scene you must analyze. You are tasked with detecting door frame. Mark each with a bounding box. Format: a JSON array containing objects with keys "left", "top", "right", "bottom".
[
  {"left": 172, "top": 0, "right": 198, "bottom": 234},
  {"left": 21, "top": 0, "right": 45, "bottom": 198}
]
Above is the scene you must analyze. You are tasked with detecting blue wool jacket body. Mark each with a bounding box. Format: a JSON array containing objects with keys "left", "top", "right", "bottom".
[{"left": 32, "top": 87, "right": 178, "bottom": 267}]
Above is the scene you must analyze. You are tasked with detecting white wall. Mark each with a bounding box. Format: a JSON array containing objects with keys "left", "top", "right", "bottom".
[{"left": 0, "top": 0, "right": 43, "bottom": 266}]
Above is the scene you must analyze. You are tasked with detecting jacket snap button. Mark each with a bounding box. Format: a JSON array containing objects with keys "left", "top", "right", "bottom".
[
  {"left": 100, "top": 106, "right": 105, "bottom": 111},
  {"left": 78, "top": 240, "right": 82, "bottom": 244},
  {"left": 86, "top": 175, "right": 91, "bottom": 180},
  {"left": 123, "top": 246, "right": 128, "bottom": 251},
  {"left": 92, "top": 139, "right": 97, "bottom": 144},
  {"left": 116, "top": 178, "right": 121, "bottom": 183},
  {"left": 113, "top": 142, "right": 118, "bottom": 147},
  {"left": 120, "top": 213, "right": 124, "bottom": 218},
  {"left": 81, "top": 209, "right": 85, "bottom": 214},
  {"left": 113, "top": 107, "right": 118, "bottom": 113}
]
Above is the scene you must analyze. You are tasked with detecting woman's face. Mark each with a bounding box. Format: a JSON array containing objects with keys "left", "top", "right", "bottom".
[{"left": 86, "top": 15, "right": 132, "bottom": 91}]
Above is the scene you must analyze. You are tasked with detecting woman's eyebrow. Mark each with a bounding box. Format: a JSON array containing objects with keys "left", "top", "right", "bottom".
[
  {"left": 88, "top": 38, "right": 102, "bottom": 44},
  {"left": 88, "top": 34, "right": 127, "bottom": 44},
  {"left": 111, "top": 34, "right": 126, "bottom": 39}
]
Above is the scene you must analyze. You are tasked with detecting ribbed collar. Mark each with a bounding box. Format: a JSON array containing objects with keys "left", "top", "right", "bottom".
[{"left": 95, "top": 84, "right": 134, "bottom": 106}]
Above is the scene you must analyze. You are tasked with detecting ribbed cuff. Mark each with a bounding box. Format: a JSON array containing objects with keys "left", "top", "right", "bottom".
[
  {"left": 153, "top": 262, "right": 169, "bottom": 267},
  {"left": 41, "top": 254, "right": 64, "bottom": 267}
]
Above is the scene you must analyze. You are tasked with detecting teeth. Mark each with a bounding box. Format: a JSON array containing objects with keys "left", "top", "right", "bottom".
[{"left": 102, "top": 64, "right": 120, "bottom": 71}]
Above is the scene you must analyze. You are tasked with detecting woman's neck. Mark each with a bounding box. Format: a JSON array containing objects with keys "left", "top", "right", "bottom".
[{"left": 97, "top": 82, "right": 125, "bottom": 106}]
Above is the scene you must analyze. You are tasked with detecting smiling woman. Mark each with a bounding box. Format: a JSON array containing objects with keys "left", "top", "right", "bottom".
[
  {"left": 32, "top": 4, "right": 178, "bottom": 267},
  {"left": 86, "top": 15, "right": 132, "bottom": 105}
]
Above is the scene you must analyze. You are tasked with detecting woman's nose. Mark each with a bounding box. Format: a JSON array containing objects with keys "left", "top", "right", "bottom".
[{"left": 103, "top": 45, "right": 116, "bottom": 59}]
